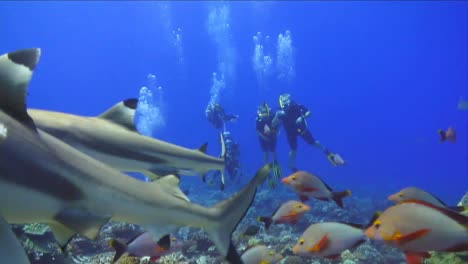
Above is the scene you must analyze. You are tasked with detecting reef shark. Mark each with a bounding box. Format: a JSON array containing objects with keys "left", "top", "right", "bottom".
[
  {"left": 0, "top": 48, "right": 270, "bottom": 263},
  {"left": 28, "top": 101, "right": 227, "bottom": 188}
]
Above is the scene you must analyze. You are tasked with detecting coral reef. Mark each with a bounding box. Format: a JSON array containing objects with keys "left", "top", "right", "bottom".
[{"left": 15, "top": 189, "right": 467, "bottom": 264}]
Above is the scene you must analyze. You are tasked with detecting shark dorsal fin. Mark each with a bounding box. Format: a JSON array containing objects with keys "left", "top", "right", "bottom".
[
  {"left": 198, "top": 143, "right": 208, "bottom": 154},
  {"left": 98, "top": 98, "right": 138, "bottom": 131},
  {"left": 154, "top": 175, "right": 190, "bottom": 202},
  {"left": 0, "top": 48, "right": 41, "bottom": 131}
]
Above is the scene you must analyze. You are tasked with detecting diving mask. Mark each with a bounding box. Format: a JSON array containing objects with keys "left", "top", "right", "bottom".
[{"left": 279, "top": 94, "right": 291, "bottom": 109}]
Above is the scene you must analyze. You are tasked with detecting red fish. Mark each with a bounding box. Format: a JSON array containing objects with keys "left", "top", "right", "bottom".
[
  {"left": 365, "top": 200, "right": 468, "bottom": 264},
  {"left": 257, "top": 200, "right": 310, "bottom": 230},
  {"left": 241, "top": 245, "right": 283, "bottom": 264},
  {"left": 438, "top": 127, "right": 456, "bottom": 143},
  {"left": 281, "top": 171, "right": 351, "bottom": 208},
  {"left": 109, "top": 233, "right": 195, "bottom": 263},
  {"left": 388, "top": 187, "right": 466, "bottom": 212},
  {"left": 293, "top": 222, "right": 366, "bottom": 259}
]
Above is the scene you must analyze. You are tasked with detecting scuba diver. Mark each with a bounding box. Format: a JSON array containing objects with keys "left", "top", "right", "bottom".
[
  {"left": 223, "top": 131, "right": 241, "bottom": 182},
  {"left": 203, "top": 131, "right": 242, "bottom": 188},
  {"left": 256, "top": 102, "right": 283, "bottom": 188},
  {"left": 205, "top": 102, "right": 239, "bottom": 130},
  {"left": 275, "top": 94, "right": 345, "bottom": 172}
]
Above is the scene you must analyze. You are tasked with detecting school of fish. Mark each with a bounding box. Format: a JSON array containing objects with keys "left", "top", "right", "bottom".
[{"left": 0, "top": 48, "right": 466, "bottom": 264}]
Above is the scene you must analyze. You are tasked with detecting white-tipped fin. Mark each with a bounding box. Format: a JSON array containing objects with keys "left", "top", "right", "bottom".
[
  {"left": 219, "top": 132, "right": 227, "bottom": 190},
  {"left": 0, "top": 122, "right": 8, "bottom": 143},
  {"left": 98, "top": 98, "right": 138, "bottom": 131},
  {"left": 0, "top": 48, "right": 41, "bottom": 130}
]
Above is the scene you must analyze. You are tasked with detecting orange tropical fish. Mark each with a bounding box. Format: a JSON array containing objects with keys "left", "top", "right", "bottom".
[
  {"left": 365, "top": 200, "right": 468, "bottom": 264},
  {"left": 257, "top": 200, "right": 310, "bottom": 230},
  {"left": 388, "top": 187, "right": 466, "bottom": 212},
  {"left": 241, "top": 245, "right": 283, "bottom": 264},
  {"left": 293, "top": 222, "right": 366, "bottom": 259},
  {"left": 281, "top": 171, "right": 351, "bottom": 207},
  {"left": 438, "top": 126, "right": 456, "bottom": 143},
  {"left": 109, "top": 233, "right": 195, "bottom": 263}
]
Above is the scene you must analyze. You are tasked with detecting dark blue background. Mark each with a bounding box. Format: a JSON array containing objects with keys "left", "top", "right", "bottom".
[{"left": 1, "top": 1, "right": 467, "bottom": 204}]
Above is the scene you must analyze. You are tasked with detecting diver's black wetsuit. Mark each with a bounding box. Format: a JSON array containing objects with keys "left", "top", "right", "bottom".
[
  {"left": 256, "top": 114, "right": 277, "bottom": 152},
  {"left": 281, "top": 102, "right": 316, "bottom": 151},
  {"left": 206, "top": 104, "right": 238, "bottom": 129}
]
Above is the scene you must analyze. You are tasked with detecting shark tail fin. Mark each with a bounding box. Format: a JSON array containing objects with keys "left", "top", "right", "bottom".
[
  {"left": 219, "top": 132, "right": 227, "bottom": 190},
  {"left": 109, "top": 238, "right": 127, "bottom": 264},
  {"left": 205, "top": 164, "right": 271, "bottom": 264}
]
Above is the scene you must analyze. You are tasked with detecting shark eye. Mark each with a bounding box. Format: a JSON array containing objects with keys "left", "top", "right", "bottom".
[
  {"left": 297, "top": 204, "right": 303, "bottom": 208},
  {"left": 299, "top": 238, "right": 305, "bottom": 245},
  {"left": 374, "top": 220, "right": 381, "bottom": 229},
  {"left": 292, "top": 176, "right": 297, "bottom": 180},
  {"left": 398, "top": 193, "right": 403, "bottom": 197},
  {"left": 269, "top": 251, "right": 275, "bottom": 255}
]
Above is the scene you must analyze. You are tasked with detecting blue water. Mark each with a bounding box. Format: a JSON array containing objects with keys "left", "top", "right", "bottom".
[{"left": 1, "top": 1, "right": 466, "bottom": 206}]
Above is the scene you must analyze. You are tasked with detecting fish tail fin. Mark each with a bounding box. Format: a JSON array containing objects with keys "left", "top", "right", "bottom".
[
  {"left": 332, "top": 190, "right": 352, "bottom": 208},
  {"left": 447, "top": 205, "right": 468, "bottom": 213},
  {"left": 366, "top": 212, "right": 382, "bottom": 229},
  {"left": 438, "top": 129, "right": 446, "bottom": 142},
  {"left": 220, "top": 132, "right": 227, "bottom": 190},
  {"left": 109, "top": 238, "right": 127, "bottom": 264},
  {"left": 257, "top": 216, "right": 272, "bottom": 230},
  {"left": 205, "top": 164, "right": 271, "bottom": 264}
]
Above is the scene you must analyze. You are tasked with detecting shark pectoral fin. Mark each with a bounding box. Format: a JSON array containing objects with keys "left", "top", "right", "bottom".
[
  {"left": 144, "top": 170, "right": 165, "bottom": 181},
  {"left": 54, "top": 208, "right": 111, "bottom": 240},
  {"left": 49, "top": 222, "right": 76, "bottom": 252},
  {"left": 154, "top": 175, "right": 190, "bottom": 202},
  {"left": 0, "top": 48, "right": 41, "bottom": 131},
  {"left": 0, "top": 216, "right": 30, "bottom": 264},
  {"left": 145, "top": 167, "right": 178, "bottom": 181},
  {"left": 98, "top": 98, "right": 138, "bottom": 131},
  {"left": 206, "top": 164, "right": 272, "bottom": 263}
]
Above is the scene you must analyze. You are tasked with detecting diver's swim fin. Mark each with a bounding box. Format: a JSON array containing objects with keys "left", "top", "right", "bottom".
[
  {"left": 267, "top": 175, "right": 277, "bottom": 189},
  {"left": 272, "top": 160, "right": 283, "bottom": 180},
  {"left": 328, "top": 153, "right": 338, "bottom": 167}
]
